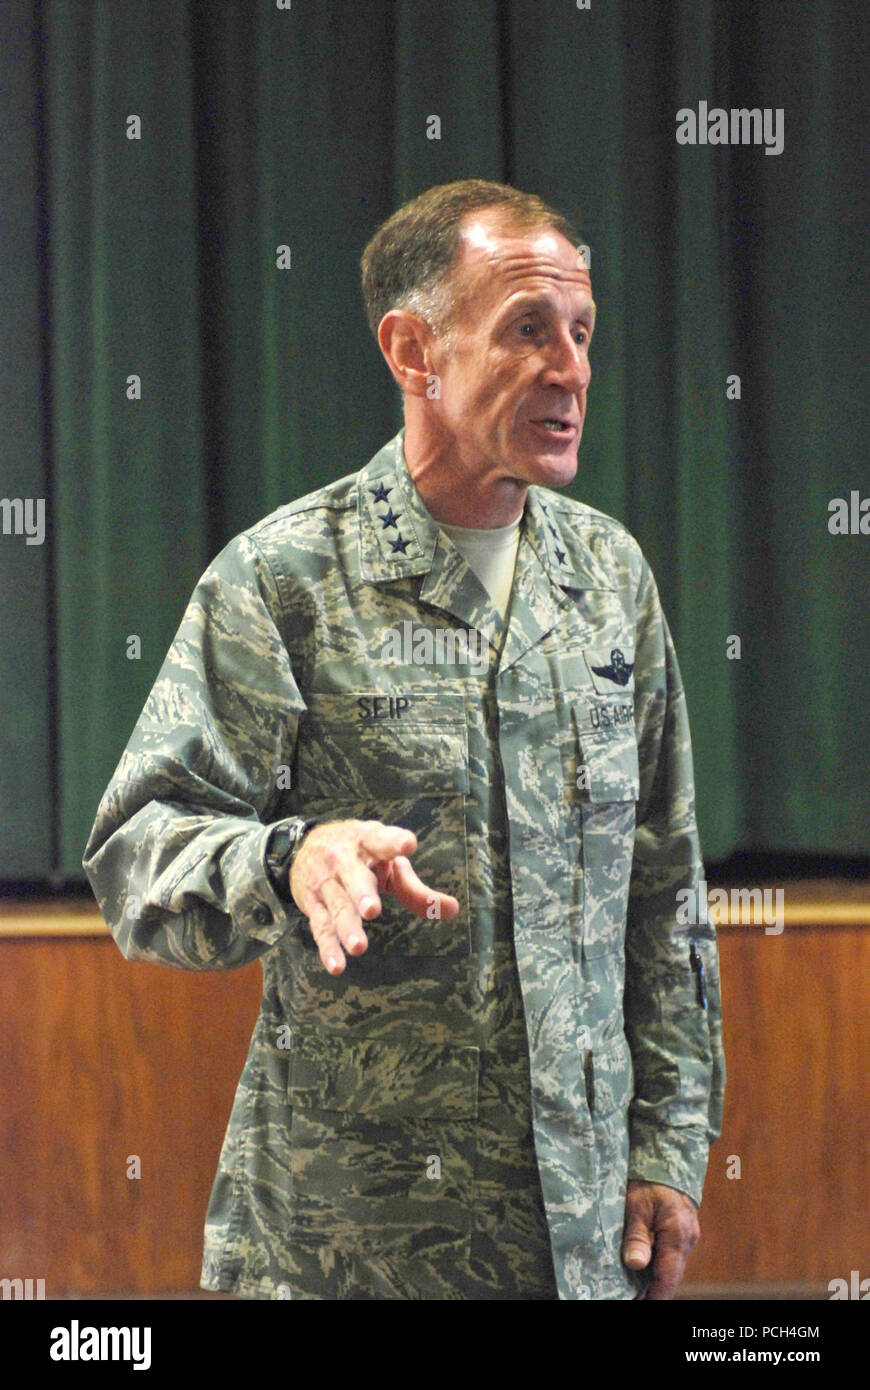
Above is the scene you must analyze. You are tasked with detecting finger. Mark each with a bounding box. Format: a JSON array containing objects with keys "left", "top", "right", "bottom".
[
  {"left": 294, "top": 849, "right": 366, "bottom": 970},
  {"left": 645, "top": 1242, "right": 687, "bottom": 1301},
  {"left": 622, "top": 1218, "right": 654, "bottom": 1271},
  {"left": 332, "top": 855, "right": 383, "bottom": 924},
  {"left": 306, "top": 900, "right": 347, "bottom": 976},
  {"left": 641, "top": 1207, "right": 698, "bottom": 1300},
  {"left": 319, "top": 877, "right": 369, "bottom": 956},
  {"left": 385, "top": 855, "right": 460, "bottom": 919},
  {"left": 357, "top": 821, "right": 418, "bottom": 864},
  {"left": 297, "top": 830, "right": 381, "bottom": 927}
]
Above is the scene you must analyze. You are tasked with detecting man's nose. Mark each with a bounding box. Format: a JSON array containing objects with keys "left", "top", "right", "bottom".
[{"left": 542, "top": 331, "right": 591, "bottom": 393}]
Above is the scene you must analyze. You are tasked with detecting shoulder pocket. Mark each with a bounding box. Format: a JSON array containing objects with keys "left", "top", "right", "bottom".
[
  {"left": 571, "top": 704, "right": 639, "bottom": 959},
  {"left": 578, "top": 734, "right": 640, "bottom": 804}
]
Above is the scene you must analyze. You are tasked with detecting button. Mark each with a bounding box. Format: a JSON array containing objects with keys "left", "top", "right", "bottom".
[{"left": 253, "top": 904, "right": 273, "bottom": 926}]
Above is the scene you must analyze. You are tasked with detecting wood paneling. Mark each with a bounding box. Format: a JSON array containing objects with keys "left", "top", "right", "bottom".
[
  {"left": 0, "top": 883, "right": 867, "bottom": 1295},
  {"left": 685, "top": 918, "right": 870, "bottom": 1287},
  {"left": 0, "top": 937, "right": 261, "bottom": 1294}
]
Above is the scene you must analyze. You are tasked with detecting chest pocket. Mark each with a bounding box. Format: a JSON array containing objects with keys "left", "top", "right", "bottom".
[
  {"left": 295, "top": 690, "right": 471, "bottom": 956},
  {"left": 570, "top": 694, "right": 640, "bottom": 960}
]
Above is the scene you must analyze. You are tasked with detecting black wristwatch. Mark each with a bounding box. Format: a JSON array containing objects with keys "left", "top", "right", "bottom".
[{"left": 265, "top": 820, "right": 316, "bottom": 902}]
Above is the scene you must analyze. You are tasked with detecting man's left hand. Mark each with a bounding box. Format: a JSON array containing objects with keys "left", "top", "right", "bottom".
[{"left": 621, "top": 1180, "right": 700, "bottom": 1299}]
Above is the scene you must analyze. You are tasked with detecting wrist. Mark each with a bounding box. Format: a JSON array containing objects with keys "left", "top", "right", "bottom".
[{"left": 265, "top": 819, "right": 316, "bottom": 902}]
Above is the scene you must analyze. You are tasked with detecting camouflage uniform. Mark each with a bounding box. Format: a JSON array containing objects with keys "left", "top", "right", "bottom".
[{"left": 83, "top": 430, "right": 725, "bottom": 1300}]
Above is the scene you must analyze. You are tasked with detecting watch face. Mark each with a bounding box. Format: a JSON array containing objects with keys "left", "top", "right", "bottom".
[
  {"left": 267, "top": 830, "right": 290, "bottom": 869},
  {"left": 269, "top": 822, "right": 314, "bottom": 873}
]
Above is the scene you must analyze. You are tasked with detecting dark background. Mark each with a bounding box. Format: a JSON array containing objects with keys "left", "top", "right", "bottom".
[{"left": 2, "top": 0, "right": 868, "bottom": 884}]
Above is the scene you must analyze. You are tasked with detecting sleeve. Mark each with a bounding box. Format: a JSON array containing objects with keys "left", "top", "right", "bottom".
[
  {"left": 82, "top": 530, "right": 311, "bottom": 971},
  {"left": 623, "top": 552, "right": 726, "bottom": 1206}
]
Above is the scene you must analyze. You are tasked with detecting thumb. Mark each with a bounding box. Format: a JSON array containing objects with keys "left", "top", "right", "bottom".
[{"left": 622, "top": 1214, "right": 654, "bottom": 1270}]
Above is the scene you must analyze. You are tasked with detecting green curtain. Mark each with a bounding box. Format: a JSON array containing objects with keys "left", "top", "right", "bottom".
[{"left": 2, "top": 0, "right": 867, "bottom": 882}]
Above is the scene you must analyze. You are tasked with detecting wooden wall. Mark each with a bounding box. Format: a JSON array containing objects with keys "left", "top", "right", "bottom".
[
  {"left": 684, "top": 885, "right": 870, "bottom": 1294},
  {"left": 0, "top": 886, "right": 867, "bottom": 1297},
  {"left": 0, "top": 905, "right": 262, "bottom": 1296}
]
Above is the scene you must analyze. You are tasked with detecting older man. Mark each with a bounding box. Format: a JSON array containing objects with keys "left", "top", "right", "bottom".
[{"left": 84, "top": 179, "right": 724, "bottom": 1302}]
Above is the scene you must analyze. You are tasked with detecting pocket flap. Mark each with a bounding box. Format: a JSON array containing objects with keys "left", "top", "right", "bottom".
[
  {"left": 289, "top": 1039, "right": 480, "bottom": 1120},
  {"left": 577, "top": 731, "right": 640, "bottom": 803},
  {"left": 300, "top": 690, "right": 469, "bottom": 799}
]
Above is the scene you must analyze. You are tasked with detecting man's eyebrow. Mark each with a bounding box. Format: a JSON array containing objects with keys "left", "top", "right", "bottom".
[{"left": 500, "top": 292, "right": 597, "bottom": 324}]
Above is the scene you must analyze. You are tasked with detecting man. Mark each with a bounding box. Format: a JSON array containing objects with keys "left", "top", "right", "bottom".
[{"left": 84, "top": 179, "right": 724, "bottom": 1301}]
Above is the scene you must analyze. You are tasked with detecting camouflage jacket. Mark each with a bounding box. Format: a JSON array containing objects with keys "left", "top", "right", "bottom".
[{"left": 83, "top": 430, "right": 725, "bottom": 1301}]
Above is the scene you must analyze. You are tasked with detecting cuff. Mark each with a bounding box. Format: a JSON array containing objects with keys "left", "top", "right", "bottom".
[
  {"left": 222, "top": 818, "right": 313, "bottom": 948},
  {"left": 628, "top": 1121, "right": 712, "bottom": 1208}
]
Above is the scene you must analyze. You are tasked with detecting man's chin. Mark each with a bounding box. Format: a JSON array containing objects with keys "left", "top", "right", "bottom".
[
  {"left": 512, "top": 421, "right": 582, "bottom": 483},
  {"left": 520, "top": 445, "right": 580, "bottom": 489}
]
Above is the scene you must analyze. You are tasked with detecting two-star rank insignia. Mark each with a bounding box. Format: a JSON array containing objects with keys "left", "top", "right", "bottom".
[{"left": 591, "top": 648, "right": 634, "bottom": 686}]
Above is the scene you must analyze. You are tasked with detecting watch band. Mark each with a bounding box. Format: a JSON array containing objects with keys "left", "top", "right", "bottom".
[{"left": 265, "top": 820, "right": 316, "bottom": 901}]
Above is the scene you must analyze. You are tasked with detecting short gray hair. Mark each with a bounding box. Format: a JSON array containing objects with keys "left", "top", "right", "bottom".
[{"left": 360, "top": 179, "right": 580, "bottom": 341}]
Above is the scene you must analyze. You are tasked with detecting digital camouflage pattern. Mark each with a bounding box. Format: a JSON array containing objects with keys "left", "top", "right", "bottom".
[{"left": 83, "top": 430, "right": 725, "bottom": 1301}]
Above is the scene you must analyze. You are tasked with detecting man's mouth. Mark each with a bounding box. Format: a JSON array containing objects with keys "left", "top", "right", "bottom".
[{"left": 530, "top": 418, "right": 577, "bottom": 437}]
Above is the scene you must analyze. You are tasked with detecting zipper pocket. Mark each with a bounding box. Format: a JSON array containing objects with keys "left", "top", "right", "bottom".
[{"left": 689, "top": 938, "right": 708, "bottom": 1009}]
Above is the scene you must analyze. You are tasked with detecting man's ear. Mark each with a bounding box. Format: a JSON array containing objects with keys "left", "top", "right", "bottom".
[{"left": 377, "top": 310, "right": 436, "bottom": 398}]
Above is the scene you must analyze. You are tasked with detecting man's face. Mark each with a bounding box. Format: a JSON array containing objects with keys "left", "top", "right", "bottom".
[{"left": 427, "top": 209, "right": 596, "bottom": 492}]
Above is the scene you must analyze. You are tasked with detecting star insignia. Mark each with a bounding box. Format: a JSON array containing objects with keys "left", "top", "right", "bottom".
[
  {"left": 555, "top": 546, "right": 567, "bottom": 564},
  {"left": 548, "top": 523, "right": 558, "bottom": 538},
  {"left": 389, "top": 533, "right": 410, "bottom": 554},
  {"left": 379, "top": 507, "right": 401, "bottom": 530},
  {"left": 369, "top": 481, "right": 392, "bottom": 504}
]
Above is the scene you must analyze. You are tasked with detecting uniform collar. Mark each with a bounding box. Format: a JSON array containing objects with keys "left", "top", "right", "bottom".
[
  {"left": 357, "top": 430, "right": 616, "bottom": 596},
  {"left": 357, "top": 431, "right": 442, "bottom": 582},
  {"left": 358, "top": 431, "right": 619, "bottom": 670}
]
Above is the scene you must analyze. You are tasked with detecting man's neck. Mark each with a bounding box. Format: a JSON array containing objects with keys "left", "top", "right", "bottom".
[{"left": 402, "top": 419, "right": 527, "bottom": 529}]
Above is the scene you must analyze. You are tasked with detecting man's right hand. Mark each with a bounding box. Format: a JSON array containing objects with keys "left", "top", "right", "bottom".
[{"left": 288, "top": 819, "right": 460, "bottom": 974}]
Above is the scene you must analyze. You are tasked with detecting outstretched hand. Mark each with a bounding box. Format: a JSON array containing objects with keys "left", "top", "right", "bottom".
[{"left": 288, "top": 819, "right": 459, "bottom": 974}]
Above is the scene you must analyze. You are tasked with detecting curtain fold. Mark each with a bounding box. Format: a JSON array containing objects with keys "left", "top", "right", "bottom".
[{"left": 1, "top": 0, "right": 866, "bottom": 879}]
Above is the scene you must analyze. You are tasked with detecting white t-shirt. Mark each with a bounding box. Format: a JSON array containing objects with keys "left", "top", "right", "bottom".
[{"left": 436, "top": 515, "right": 522, "bottom": 622}]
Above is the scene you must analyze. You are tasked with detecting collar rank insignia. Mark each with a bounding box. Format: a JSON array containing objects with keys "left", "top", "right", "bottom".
[{"left": 591, "top": 647, "right": 634, "bottom": 687}]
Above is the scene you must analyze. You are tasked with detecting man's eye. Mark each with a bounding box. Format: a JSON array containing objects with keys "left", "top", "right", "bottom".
[{"left": 518, "top": 322, "right": 537, "bottom": 337}]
